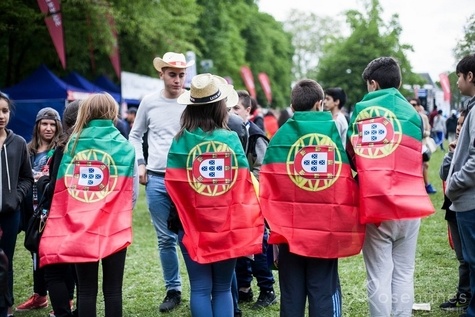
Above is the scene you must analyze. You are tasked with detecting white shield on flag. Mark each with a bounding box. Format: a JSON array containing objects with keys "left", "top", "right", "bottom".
[
  {"left": 78, "top": 166, "right": 104, "bottom": 187},
  {"left": 191, "top": 152, "right": 233, "bottom": 186},
  {"left": 199, "top": 158, "right": 225, "bottom": 179},
  {"left": 361, "top": 122, "right": 387, "bottom": 143},
  {"left": 301, "top": 152, "right": 328, "bottom": 173}
]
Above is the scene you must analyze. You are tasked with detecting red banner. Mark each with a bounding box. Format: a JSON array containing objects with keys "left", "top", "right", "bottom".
[
  {"left": 107, "top": 14, "right": 121, "bottom": 79},
  {"left": 258, "top": 72, "right": 272, "bottom": 105},
  {"left": 240, "top": 66, "right": 256, "bottom": 99},
  {"left": 439, "top": 73, "right": 451, "bottom": 102},
  {"left": 37, "top": 0, "right": 65, "bottom": 69}
]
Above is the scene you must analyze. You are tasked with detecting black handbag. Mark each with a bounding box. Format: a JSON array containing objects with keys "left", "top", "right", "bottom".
[{"left": 24, "top": 187, "right": 50, "bottom": 253}]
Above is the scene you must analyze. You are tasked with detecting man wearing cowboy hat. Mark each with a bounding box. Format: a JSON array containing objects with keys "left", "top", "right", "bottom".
[{"left": 128, "top": 52, "right": 194, "bottom": 313}]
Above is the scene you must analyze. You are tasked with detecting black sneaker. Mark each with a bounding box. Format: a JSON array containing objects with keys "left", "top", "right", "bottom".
[
  {"left": 159, "top": 290, "right": 181, "bottom": 312},
  {"left": 252, "top": 290, "right": 277, "bottom": 309},
  {"left": 238, "top": 289, "right": 253, "bottom": 303},
  {"left": 440, "top": 292, "right": 470, "bottom": 311},
  {"left": 234, "top": 308, "right": 243, "bottom": 317}
]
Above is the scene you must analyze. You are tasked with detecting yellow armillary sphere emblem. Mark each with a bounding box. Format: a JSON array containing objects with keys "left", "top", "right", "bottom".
[
  {"left": 64, "top": 149, "right": 118, "bottom": 203},
  {"left": 186, "top": 141, "right": 238, "bottom": 196},
  {"left": 286, "top": 133, "right": 342, "bottom": 192},
  {"left": 350, "top": 106, "right": 402, "bottom": 159}
]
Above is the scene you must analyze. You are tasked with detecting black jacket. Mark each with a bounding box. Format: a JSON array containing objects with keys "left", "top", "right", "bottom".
[{"left": 1, "top": 129, "right": 33, "bottom": 215}]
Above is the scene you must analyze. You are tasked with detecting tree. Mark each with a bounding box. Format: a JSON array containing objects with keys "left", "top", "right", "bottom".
[
  {"left": 454, "top": 14, "right": 475, "bottom": 60},
  {"left": 241, "top": 11, "right": 294, "bottom": 107},
  {"left": 316, "top": 0, "right": 423, "bottom": 107},
  {"left": 283, "top": 9, "right": 341, "bottom": 82},
  {"left": 0, "top": 0, "right": 201, "bottom": 86},
  {"left": 0, "top": 0, "right": 293, "bottom": 107}
]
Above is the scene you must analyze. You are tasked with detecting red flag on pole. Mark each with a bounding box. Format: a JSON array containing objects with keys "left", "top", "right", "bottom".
[
  {"left": 107, "top": 14, "right": 121, "bottom": 80},
  {"left": 240, "top": 66, "right": 256, "bottom": 99},
  {"left": 258, "top": 72, "right": 272, "bottom": 105},
  {"left": 37, "top": 0, "right": 66, "bottom": 69},
  {"left": 439, "top": 73, "right": 451, "bottom": 102}
]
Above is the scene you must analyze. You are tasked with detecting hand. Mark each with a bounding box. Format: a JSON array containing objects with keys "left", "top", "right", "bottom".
[
  {"left": 138, "top": 164, "right": 148, "bottom": 185},
  {"left": 449, "top": 140, "right": 457, "bottom": 152}
]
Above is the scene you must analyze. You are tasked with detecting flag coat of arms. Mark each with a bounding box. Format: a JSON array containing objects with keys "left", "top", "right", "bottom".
[
  {"left": 347, "top": 88, "right": 435, "bottom": 223},
  {"left": 260, "top": 111, "right": 365, "bottom": 259},
  {"left": 39, "top": 120, "right": 135, "bottom": 266},
  {"left": 165, "top": 128, "right": 264, "bottom": 264}
]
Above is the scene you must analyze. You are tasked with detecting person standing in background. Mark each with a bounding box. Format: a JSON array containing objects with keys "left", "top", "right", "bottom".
[
  {"left": 433, "top": 110, "right": 447, "bottom": 150},
  {"left": 17, "top": 107, "right": 62, "bottom": 313},
  {"left": 409, "top": 98, "right": 437, "bottom": 194},
  {"left": 231, "top": 90, "right": 276, "bottom": 310},
  {"left": 128, "top": 52, "right": 195, "bottom": 312},
  {"left": 446, "top": 110, "right": 458, "bottom": 143},
  {"left": 439, "top": 109, "right": 470, "bottom": 313},
  {"left": 0, "top": 92, "right": 34, "bottom": 317},
  {"left": 324, "top": 87, "right": 348, "bottom": 148},
  {"left": 445, "top": 53, "right": 475, "bottom": 317}
]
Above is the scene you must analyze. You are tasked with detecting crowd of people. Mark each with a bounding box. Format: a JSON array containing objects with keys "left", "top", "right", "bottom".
[{"left": 0, "top": 52, "right": 474, "bottom": 317}]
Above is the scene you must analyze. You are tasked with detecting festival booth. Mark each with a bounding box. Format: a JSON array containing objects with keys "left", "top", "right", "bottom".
[
  {"left": 2, "top": 65, "right": 89, "bottom": 142},
  {"left": 95, "top": 75, "right": 121, "bottom": 94},
  {"left": 64, "top": 72, "right": 121, "bottom": 103}
]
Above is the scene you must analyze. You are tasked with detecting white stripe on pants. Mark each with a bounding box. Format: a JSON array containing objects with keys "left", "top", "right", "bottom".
[{"left": 363, "top": 219, "right": 421, "bottom": 317}]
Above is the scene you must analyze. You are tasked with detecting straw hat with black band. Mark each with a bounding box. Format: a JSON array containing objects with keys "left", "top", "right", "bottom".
[{"left": 177, "top": 73, "right": 238, "bottom": 108}]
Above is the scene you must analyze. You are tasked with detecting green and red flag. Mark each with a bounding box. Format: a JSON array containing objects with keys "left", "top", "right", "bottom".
[
  {"left": 39, "top": 120, "right": 135, "bottom": 266},
  {"left": 165, "top": 128, "right": 264, "bottom": 264},
  {"left": 260, "top": 111, "right": 365, "bottom": 259},
  {"left": 347, "top": 88, "right": 435, "bottom": 223}
]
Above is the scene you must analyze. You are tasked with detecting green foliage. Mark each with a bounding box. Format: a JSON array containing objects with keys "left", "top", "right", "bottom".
[
  {"left": 454, "top": 14, "right": 475, "bottom": 60},
  {"left": 316, "top": 0, "right": 422, "bottom": 108},
  {"left": 242, "top": 12, "right": 293, "bottom": 107},
  {"left": 283, "top": 9, "right": 342, "bottom": 82}
]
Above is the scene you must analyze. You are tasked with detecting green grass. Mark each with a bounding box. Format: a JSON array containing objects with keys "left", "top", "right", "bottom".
[{"left": 12, "top": 143, "right": 461, "bottom": 316}]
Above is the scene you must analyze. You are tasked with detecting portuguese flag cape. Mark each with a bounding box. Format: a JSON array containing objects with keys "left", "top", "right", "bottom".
[
  {"left": 165, "top": 128, "right": 264, "bottom": 264},
  {"left": 39, "top": 120, "right": 135, "bottom": 266},
  {"left": 260, "top": 111, "right": 365, "bottom": 259},
  {"left": 347, "top": 88, "right": 435, "bottom": 223}
]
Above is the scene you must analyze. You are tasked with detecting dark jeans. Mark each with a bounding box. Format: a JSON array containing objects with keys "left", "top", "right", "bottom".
[
  {"left": 448, "top": 219, "right": 471, "bottom": 295},
  {"left": 235, "top": 230, "right": 274, "bottom": 291},
  {"left": 0, "top": 211, "right": 20, "bottom": 307},
  {"left": 457, "top": 210, "right": 475, "bottom": 316},
  {"left": 44, "top": 263, "right": 76, "bottom": 317},
  {"left": 75, "top": 248, "right": 127, "bottom": 317},
  {"left": 278, "top": 244, "right": 341, "bottom": 317}
]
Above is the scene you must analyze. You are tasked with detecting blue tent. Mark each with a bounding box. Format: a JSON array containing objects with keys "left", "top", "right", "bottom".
[
  {"left": 64, "top": 72, "right": 121, "bottom": 102},
  {"left": 94, "top": 75, "right": 121, "bottom": 94},
  {"left": 1, "top": 65, "right": 88, "bottom": 142},
  {"left": 3, "top": 65, "right": 87, "bottom": 100}
]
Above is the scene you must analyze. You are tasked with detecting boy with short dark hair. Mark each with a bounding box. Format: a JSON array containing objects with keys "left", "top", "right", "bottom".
[
  {"left": 446, "top": 53, "right": 475, "bottom": 317},
  {"left": 348, "top": 56, "right": 434, "bottom": 316},
  {"left": 231, "top": 90, "right": 276, "bottom": 310},
  {"left": 324, "top": 87, "right": 348, "bottom": 148},
  {"left": 260, "top": 79, "right": 364, "bottom": 316}
]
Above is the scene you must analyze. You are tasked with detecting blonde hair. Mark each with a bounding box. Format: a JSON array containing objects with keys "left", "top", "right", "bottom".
[{"left": 66, "top": 93, "right": 118, "bottom": 155}]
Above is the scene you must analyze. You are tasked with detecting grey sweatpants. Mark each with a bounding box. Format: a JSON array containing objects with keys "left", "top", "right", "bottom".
[{"left": 363, "top": 219, "right": 421, "bottom": 317}]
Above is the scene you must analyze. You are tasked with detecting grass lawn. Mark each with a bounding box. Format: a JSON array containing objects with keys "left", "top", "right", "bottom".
[{"left": 11, "top": 143, "right": 462, "bottom": 316}]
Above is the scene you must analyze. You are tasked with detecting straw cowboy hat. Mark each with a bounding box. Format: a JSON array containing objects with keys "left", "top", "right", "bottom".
[
  {"left": 177, "top": 73, "right": 238, "bottom": 108},
  {"left": 153, "top": 52, "right": 195, "bottom": 72}
]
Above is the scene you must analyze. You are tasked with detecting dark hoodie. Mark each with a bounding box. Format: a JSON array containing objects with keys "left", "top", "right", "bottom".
[{"left": 1, "top": 129, "right": 33, "bottom": 215}]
